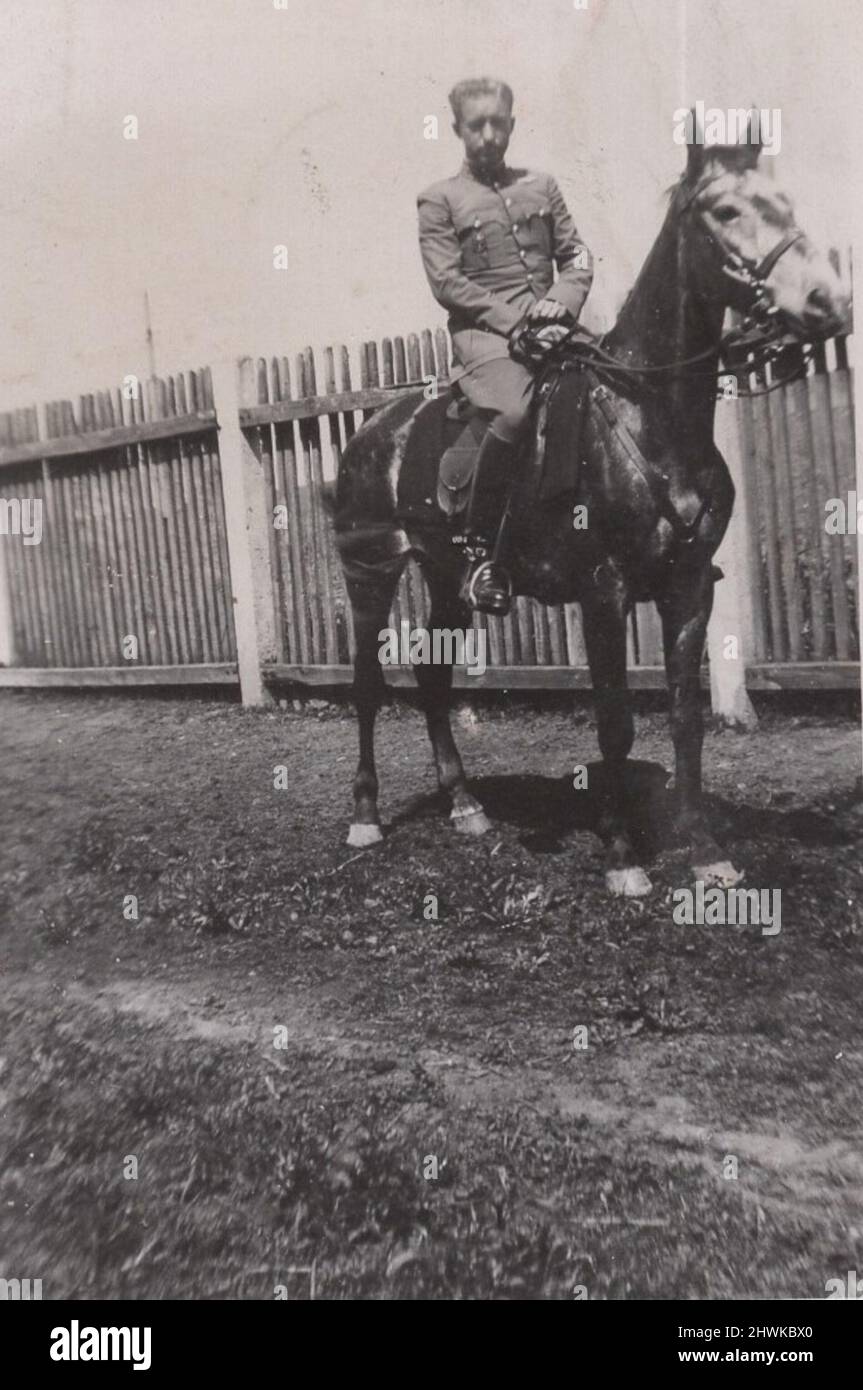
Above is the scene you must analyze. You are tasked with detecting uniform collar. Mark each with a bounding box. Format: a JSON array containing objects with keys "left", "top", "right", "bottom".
[{"left": 461, "top": 158, "right": 512, "bottom": 188}]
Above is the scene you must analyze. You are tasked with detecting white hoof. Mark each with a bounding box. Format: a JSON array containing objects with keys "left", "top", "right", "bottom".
[
  {"left": 451, "top": 808, "right": 492, "bottom": 837},
  {"left": 606, "top": 866, "right": 653, "bottom": 898},
  {"left": 346, "top": 823, "right": 384, "bottom": 848},
  {"left": 694, "top": 861, "right": 743, "bottom": 888}
]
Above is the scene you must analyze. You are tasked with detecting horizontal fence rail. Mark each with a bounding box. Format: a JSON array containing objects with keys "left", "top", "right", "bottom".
[
  {"left": 241, "top": 331, "right": 670, "bottom": 683},
  {"left": 0, "top": 370, "right": 236, "bottom": 676},
  {"left": 0, "top": 308, "right": 858, "bottom": 704}
]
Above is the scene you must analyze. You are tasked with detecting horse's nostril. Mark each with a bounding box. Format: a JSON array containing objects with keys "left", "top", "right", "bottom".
[{"left": 805, "top": 287, "right": 833, "bottom": 319}]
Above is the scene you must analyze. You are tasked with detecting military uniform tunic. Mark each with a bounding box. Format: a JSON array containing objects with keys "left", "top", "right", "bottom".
[{"left": 417, "top": 161, "right": 593, "bottom": 428}]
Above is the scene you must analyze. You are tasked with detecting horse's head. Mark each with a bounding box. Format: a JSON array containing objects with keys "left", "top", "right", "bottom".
[{"left": 680, "top": 130, "right": 850, "bottom": 339}]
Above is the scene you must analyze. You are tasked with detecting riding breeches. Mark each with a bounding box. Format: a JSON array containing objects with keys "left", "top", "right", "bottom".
[{"left": 456, "top": 357, "right": 535, "bottom": 444}]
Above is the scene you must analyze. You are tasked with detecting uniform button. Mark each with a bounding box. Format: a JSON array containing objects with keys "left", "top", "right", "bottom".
[
  {"left": 474, "top": 218, "right": 481, "bottom": 228},
  {"left": 505, "top": 197, "right": 512, "bottom": 206},
  {"left": 519, "top": 249, "right": 527, "bottom": 260},
  {"left": 512, "top": 221, "right": 519, "bottom": 230}
]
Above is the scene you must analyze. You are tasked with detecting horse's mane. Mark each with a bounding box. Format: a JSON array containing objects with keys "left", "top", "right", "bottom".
[
  {"left": 615, "top": 163, "right": 738, "bottom": 323},
  {"left": 612, "top": 177, "right": 689, "bottom": 323}
]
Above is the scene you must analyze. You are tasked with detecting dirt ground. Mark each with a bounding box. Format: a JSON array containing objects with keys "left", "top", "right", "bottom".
[{"left": 1, "top": 688, "right": 861, "bottom": 1300}]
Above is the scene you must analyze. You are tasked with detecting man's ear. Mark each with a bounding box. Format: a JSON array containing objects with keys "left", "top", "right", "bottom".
[
  {"left": 452, "top": 120, "right": 461, "bottom": 139},
  {"left": 509, "top": 115, "right": 516, "bottom": 136}
]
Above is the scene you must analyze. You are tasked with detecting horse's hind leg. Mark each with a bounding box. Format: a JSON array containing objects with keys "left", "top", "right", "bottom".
[
  {"left": 581, "top": 570, "right": 652, "bottom": 897},
  {"left": 412, "top": 566, "right": 491, "bottom": 836},
  {"left": 344, "top": 563, "right": 402, "bottom": 847}
]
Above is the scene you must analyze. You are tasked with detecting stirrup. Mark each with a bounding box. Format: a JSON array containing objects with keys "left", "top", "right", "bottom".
[{"left": 462, "top": 559, "right": 512, "bottom": 616}]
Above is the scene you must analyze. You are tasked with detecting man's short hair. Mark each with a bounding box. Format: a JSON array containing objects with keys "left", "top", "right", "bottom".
[{"left": 449, "top": 78, "right": 514, "bottom": 125}]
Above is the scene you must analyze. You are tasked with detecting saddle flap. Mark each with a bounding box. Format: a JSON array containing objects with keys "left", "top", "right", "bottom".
[
  {"left": 436, "top": 415, "right": 487, "bottom": 517},
  {"left": 534, "top": 362, "right": 592, "bottom": 501}
]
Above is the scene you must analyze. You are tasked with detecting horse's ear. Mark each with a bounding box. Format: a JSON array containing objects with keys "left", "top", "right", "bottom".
[
  {"left": 687, "top": 141, "right": 706, "bottom": 178},
  {"left": 722, "top": 108, "right": 761, "bottom": 173},
  {"left": 725, "top": 141, "right": 761, "bottom": 172},
  {"left": 686, "top": 108, "right": 705, "bottom": 178},
  {"left": 744, "top": 104, "right": 762, "bottom": 163},
  {"left": 739, "top": 144, "right": 762, "bottom": 170}
]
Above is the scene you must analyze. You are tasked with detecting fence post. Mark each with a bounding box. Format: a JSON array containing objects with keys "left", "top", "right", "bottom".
[
  {"left": 0, "top": 406, "right": 27, "bottom": 669},
  {"left": 209, "top": 357, "right": 276, "bottom": 706},
  {"left": 0, "top": 534, "right": 14, "bottom": 666},
  {"left": 707, "top": 395, "right": 759, "bottom": 728},
  {"left": 854, "top": 301, "right": 863, "bottom": 785}
]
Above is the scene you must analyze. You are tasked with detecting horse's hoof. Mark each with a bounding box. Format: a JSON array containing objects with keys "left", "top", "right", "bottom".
[
  {"left": 606, "top": 866, "right": 653, "bottom": 898},
  {"left": 694, "top": 860, "right": 743, "bottom": 887},
  {"left": 451, "top": 808, "right": 492, "bottom": 837},
  {"left": 346, "top": 823, "right": 384, "bottom": 848}
]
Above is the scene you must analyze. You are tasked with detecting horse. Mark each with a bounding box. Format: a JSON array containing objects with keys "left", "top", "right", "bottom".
[{"left": 332, "top": 133, "right": 849, "bottom": 896}]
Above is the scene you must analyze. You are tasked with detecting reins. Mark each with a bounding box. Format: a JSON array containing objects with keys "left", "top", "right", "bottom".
[
  {"left": 531, "top": 176, "right": 815, "bottom": 546},
  {"left": 561, "top": 330, "right": 814, "bottom": 399}
]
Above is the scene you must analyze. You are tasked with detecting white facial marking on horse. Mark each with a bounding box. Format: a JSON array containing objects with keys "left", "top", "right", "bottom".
[{"left": 697, "top": 163, "right": 848, "bottom": 333}]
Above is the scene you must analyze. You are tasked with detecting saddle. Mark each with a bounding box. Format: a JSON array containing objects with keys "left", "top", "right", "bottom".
[
  {"left": 395, "top": 362, "right": 592, "bottom": 527},
  {"left": 437, "top": 393, "right": 489, "bottom": 517}
]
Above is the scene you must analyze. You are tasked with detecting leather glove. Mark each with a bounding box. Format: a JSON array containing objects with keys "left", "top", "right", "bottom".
[{"left": 509, "top": 319, "right": 572, "bottom": 366}]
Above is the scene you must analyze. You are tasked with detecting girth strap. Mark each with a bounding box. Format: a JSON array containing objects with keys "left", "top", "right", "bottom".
[{"left": 588, "top": 375, "right": 710, "bottom": 545}]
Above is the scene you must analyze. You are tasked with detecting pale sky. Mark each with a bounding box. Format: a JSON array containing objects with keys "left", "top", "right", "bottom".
[{"left": 1, "top": 0, "right": 859, "bottom": 410}]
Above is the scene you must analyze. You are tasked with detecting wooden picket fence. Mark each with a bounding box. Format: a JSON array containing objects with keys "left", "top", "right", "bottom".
[
  {"left": 734, "top": 335, "right": 857, "bottom": 667},
  {"left": 0, "top": 370, "right": 236, "bottom": 680},
  {"left": 238, "top": 329, "right": 667, "bottom": 689},
  {"left": 0, "top": 324, "right": 858, "bottom": 703}
]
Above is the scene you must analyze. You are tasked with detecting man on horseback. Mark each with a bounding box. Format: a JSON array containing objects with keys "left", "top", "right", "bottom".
[{"left": 417, "top": 77, "right": 594, "bottom": 614}]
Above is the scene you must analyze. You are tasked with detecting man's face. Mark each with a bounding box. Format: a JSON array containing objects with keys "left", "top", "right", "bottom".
[{"left": 455, "top": 94, "right": 513, "bottom": 175}]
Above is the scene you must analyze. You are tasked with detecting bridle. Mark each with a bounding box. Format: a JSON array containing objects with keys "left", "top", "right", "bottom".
[
  {"left": 547, "top": 174, "right": 812, "bottom": 397},
  {"left": 525, "top": 175, "right": 814, "bottom": 546},
  {"left": 678, "top": 167, "right": 805, "bottom": 326},
  {"left": 721, "top": 228, "right": 805, "bottom": 294},
  {"left": 706, "top": 186, "right": 808, "bottom": 388}
]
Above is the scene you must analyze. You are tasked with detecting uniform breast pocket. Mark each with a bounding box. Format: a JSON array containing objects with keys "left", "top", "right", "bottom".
[
  {"left": 511, "top": 197, "right": 552, "bottom": 256},
  {"left": 450, "top": 214, "right": 491, "bottom": 271}
]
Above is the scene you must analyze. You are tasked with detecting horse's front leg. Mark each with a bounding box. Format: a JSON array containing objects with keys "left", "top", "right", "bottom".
[
  {"left": 581, "top": 564, "right": 652, "bottom": 897},
  {"left": 412, "top": 567, "right": 492, "bottom": 836},
  {"left": 658, "top": 564, "right": 742, "bottom": 886}
]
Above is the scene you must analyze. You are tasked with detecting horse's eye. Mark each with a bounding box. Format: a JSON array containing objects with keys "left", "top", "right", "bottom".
[{"left": 713, "top": 205, "right": 740, "bottom": 223}]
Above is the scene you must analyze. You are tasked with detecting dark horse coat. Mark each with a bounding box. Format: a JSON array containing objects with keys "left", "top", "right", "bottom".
[{"left": 333, "top": 138, "right": 847, "bottom": 896}]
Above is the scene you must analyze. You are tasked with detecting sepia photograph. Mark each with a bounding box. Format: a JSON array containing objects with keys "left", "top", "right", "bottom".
[{"left": 1, "top": 0, "right": 861, "bottom": 1333}]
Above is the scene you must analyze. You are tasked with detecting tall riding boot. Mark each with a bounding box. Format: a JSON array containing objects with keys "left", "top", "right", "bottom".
[{"left": 459, "top": 429, "right": 518, "bottom": 616}]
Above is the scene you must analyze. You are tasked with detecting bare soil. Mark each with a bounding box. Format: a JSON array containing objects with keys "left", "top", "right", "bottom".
[{"left": 0, "top": 690, "right": 861, "bottom": 1300}]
